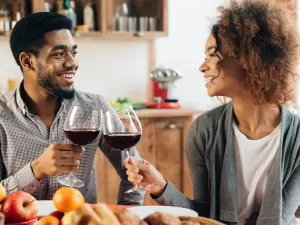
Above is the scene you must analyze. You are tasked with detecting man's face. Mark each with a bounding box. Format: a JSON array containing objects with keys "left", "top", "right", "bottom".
[{"left": 33, "top": 29, "right": 79, "bottom": 99}]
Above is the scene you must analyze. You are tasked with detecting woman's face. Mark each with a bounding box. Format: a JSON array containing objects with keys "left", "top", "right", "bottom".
[{"left": 199, "top": 34, "right": 246, "bottom": 98}]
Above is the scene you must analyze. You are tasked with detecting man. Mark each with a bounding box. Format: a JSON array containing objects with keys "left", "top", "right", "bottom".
[{"left": 0, "top": 12, "right": 144, "bottom": 205}]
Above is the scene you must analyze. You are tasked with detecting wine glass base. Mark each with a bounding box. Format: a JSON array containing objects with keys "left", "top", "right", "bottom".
[
  {"left": 125, "top": 184, "right": 153, "bottom": 194},
  {"left": 57, "top": 175, "right": 84, "bottom": 188}
]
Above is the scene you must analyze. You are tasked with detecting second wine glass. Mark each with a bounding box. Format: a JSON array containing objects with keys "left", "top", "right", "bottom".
[
  {"left": 57, "top": 105, "right": 101, "bottom": 188},
  {"left": 102, "top": 106, "right": 149, "bottom": 193}
]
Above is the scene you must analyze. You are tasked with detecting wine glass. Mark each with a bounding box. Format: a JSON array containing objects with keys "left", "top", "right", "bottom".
[
  {"left": 102, "top": 106, "right": 150, "bottom": 193},
  {"left": 57, "top": 105, "right": 101, "bottom": 187}
]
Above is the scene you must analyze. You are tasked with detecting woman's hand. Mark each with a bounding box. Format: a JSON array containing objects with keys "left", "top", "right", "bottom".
[{"left": 124, "top": 157, "right": 167, "bottom": 197}]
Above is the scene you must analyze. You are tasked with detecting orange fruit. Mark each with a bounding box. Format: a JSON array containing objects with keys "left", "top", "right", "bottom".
[
  {"left": 53, "top": 187, "right": 85, "bottom": 213},
  {"left": 38, "top": 216, "right": 60, "bottom": 225},
  {"left": 0, "top": 183, "right": 6, "bottom": 203}
]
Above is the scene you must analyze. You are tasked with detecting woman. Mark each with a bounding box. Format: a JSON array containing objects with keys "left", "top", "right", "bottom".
[{"left": 125, "top": 1, "right": 300, "bottom": 224}]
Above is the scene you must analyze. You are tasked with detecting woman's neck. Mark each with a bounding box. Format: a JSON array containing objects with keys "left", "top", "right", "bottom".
[{"left": 231, "top": 96, "right": 281, "bottom": 140}]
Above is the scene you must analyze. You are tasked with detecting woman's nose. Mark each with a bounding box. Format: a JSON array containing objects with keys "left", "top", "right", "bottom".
[{"left": 199, "top": 61, "right": 209, "bottom": 73}]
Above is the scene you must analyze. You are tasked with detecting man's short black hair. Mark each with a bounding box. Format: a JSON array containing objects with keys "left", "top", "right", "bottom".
[{"left": 10, "top": 12, "right": 72, "bottom": 67}]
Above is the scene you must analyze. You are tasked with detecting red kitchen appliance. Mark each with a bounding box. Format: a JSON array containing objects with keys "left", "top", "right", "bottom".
[{"left": 146, "top": 67, "right": 183, "bottom": 109}]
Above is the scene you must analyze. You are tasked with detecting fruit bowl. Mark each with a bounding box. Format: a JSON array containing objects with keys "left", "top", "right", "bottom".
[{"left": 4, "top": 218, "right": 37, "bottom": 225}]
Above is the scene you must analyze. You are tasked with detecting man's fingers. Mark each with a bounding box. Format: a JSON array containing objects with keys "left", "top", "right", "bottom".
[
  {"left": 59, "top": 151, "right": 82, "bottom": 160},
  {"left": 58, "top": 159, "right": 80, "bottom": 167},
  {"left": 53, "top": 144, "right": 84, "bottom": 153}
]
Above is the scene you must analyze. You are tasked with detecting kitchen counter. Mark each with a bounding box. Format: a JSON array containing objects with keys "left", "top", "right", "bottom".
[{"left": 135, "top": 108, "right": 201, "bottom": 118}]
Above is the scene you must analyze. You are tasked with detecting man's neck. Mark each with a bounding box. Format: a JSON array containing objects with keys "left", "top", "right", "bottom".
[{"left": 22, "top": 82, "right": 61, "bottom": 118}]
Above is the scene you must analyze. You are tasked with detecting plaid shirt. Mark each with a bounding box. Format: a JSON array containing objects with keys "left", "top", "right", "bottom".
[{"left": 0, "top": 83, "right": 144, "bottom": 204}]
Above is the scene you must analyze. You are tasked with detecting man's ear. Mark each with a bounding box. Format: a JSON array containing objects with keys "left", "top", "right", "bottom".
[{"left": 19, "top": 52, "right": 36, "bottom": 71}]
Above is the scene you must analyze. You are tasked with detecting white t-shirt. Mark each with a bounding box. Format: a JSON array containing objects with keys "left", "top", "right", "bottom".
[{"left": 233, "top": 122, "right": 281, "bottom": 225}]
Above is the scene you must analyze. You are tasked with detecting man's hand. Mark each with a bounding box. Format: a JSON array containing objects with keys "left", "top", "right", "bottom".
[{"left": 31, "top": 144, "right": 84, "bottom": 180}]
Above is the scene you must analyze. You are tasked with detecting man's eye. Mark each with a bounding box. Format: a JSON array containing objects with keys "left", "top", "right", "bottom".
[
  {"left": 53, "top": 52, "right": 64, "bottom": 57},
  {"left": 71, "top": 52, "right": 78, "bottom": 57}
]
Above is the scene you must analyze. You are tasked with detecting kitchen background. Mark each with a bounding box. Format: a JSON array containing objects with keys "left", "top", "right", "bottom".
[
  {"left": 2, "top": 0, "right": 296, "bottom": 112},
  {"left": 0, "top": 0, "right": 299, "bottom": 206}
]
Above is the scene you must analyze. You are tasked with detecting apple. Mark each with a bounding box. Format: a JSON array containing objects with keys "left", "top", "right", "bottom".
[
  {"left": 49, "top": 211, "right": 64, "bottom": 221},
  {"left": 0, "top": 191, "right": 38, "bottom": 223}
]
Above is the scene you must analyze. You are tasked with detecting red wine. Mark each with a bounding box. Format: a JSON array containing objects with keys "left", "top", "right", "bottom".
[
  {"left": 64, "top": 129, "right": 100, "bottom": 145},
  {"left": 104, "top": 132, "right": 141, "bottom": 150}
]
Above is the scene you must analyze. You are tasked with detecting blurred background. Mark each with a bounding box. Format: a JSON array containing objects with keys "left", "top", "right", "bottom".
[
  {"left": 0, "top": 0, "right": 296, "bottom": 113},
  {"left": 0, "top": 0, "right": 298, "bottom": 205}
]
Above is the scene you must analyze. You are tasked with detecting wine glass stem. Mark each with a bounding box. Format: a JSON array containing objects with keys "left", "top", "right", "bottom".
[
  {"left": 67, "top": 172, "right": 75, "bottom": 179},
  {"left": 125, "top": 150, "right": 130, "bottom": 158},
  {"left": 67, "top": 172, "right": 76, "bottom": 188},
  {"left": 125, "top": 149, "right": 139, "bottom": 191}
]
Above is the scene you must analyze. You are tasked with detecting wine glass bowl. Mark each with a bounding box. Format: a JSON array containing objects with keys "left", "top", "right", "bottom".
[
  {"left": 104, "top": 133, "right": 141, "bottom": 151},
  {"left": 57, "top": 105, "right": 101, "bottom": 187},
  {"left": 102, "top": 106, "right": 142, "bottom": 152},
  {"left": 102, "top": 106, "right": 148, "bottom": 193},
  {"left": 64, "top": 128, "right": 100, "bottom": 146}
]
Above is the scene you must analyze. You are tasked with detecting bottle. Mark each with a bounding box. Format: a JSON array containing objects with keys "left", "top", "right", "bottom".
[
  {"left": 56, "top": 0, "right": 64, "bottom": 14},
  {"left": 83, "top": 1, "right": 94, "bottom": 31},
  {"left": 69, "top": 1, "right": 77, "bottom": 30},
  {"left": 2, "top": 6, "right": 10, "bottom": 34},
  {"left": 57, "top": 0, "right": 77, "bottom": 30},
  {"left": 44, "top": 0, "right": 50, "bottom": 12}
]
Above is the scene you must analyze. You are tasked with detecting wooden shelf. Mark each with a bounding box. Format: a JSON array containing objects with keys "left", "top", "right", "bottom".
[
  {"left": 0, "top": 0, "right": 168, "bottom": 41},
  {"left": 98, "top": 31, "right": 167, "bottom": 41}
]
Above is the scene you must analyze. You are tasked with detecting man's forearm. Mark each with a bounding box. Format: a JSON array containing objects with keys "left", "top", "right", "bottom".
[{"left": 1, "top": 163, "right": 40, "bottom": 195}]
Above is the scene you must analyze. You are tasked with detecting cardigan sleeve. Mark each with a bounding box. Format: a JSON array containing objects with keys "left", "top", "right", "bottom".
[
  {"left": 282, "top": 164, "right": 300, "bottom": 224},
  {"left": 152, "top": 118, "right": 210, "bottom": 217}
]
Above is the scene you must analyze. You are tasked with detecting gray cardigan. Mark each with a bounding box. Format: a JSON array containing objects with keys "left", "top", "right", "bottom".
[{"left": 154, "top": 103, "right": 300, "bottom": 225}]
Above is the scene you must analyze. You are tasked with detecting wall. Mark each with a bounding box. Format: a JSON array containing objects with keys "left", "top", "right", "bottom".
[
  {"left": 155, "top": 0, "right": 226, "bottom": 110},
  {"left": 0, "top": 0, "right": 231, "bottom": 111},
  {"left": 0, "top": 38, "right": 149, "bottom": 102}
]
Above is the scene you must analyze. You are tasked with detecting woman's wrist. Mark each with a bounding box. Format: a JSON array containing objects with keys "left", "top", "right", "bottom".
[{"left": 150, "top": 179, "right": 168, "bottom": 197}]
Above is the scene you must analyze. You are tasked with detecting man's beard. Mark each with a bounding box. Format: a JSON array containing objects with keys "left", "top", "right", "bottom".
[{"left": 36, "top": 71, "right": 75, "bottom": 99}]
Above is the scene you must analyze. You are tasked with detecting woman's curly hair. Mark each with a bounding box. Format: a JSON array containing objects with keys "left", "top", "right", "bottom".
[{"left": 212, "top": 0, "right": 299, "bottom": 104}]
